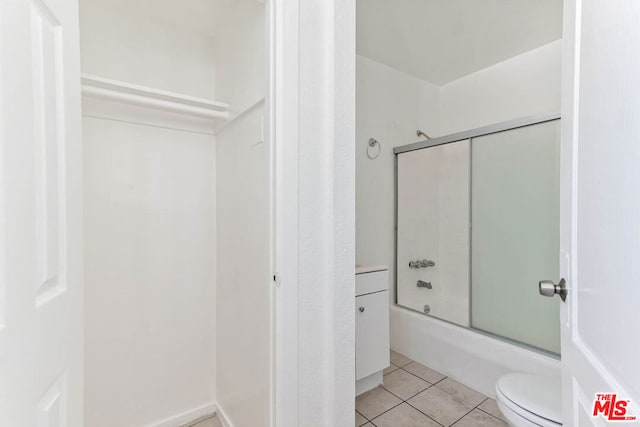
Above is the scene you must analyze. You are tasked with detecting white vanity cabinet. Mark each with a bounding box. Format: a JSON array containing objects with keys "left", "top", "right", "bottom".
[{"left": 355, "top": 267, "right": 390, "bottom": 395}]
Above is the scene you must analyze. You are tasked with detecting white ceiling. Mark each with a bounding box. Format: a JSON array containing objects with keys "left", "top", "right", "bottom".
[
  {"left": 357, "top": 0, "right": 563, "bottom": 85},
  {"left": 83, "top": 0, "right": 561, "bottom": 85},
  {"left": 81, "top": 0, "right": 250, "bottom": 39}
]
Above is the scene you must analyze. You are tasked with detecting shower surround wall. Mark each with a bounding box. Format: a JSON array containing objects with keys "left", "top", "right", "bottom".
[
  {"left": 396, "top": 141, "right": 470, "bottom": 326},
  {"left": 356, "top": 40, "right": 562, "bottom": 396}
]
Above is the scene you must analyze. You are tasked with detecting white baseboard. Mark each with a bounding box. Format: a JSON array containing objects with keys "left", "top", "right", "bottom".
[
  {"left": 146, "top": 402, "right": 217, "bottom": 427},
  {"left": 214, "top": 402, "right": 234, "bottom": 427}
]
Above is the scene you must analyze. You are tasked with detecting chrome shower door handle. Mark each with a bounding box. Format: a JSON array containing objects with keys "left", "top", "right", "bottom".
[{"left": 539, "top": 278, "right": 568, "bottom": 302}]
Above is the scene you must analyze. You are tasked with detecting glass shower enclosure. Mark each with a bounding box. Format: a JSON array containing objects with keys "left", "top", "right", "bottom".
[{"left": 395, "top": 114, "right": 561, "bottom": 354}]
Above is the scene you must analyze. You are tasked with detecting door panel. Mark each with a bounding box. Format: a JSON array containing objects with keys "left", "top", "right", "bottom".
[
  {"left": 561, "top": 0, "right": 640, "bottom": 424},
  {"left": 0, "top": 0, "right": 83, "bottom": 425}
]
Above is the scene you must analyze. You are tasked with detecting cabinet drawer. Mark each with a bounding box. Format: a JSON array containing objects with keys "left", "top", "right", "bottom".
[
  {"left": 356, "top": 270, "right": 388, "bottom": 296},
  {"left": 355, "top": 290, "right": 390, "bottom": 380}
]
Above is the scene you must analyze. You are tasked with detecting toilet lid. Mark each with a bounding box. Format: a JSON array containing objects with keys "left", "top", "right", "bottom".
[{"left": 497, "top": 373, "right": 562, "bottom": 423}]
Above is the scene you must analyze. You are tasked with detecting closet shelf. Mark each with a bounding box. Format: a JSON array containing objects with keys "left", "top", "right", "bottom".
[{"left": 81, "top": 74, "right": 230, "bottom": 120}]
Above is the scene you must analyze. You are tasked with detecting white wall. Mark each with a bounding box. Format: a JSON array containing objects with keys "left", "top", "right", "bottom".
[
  {"left": 83, "top": 119, "right": 216, "bottom": 427},
  {"left": 214, "top": 0, "right": 265, "bottom": 113},
  {"left": 215, "top": 107, "right": 269, "bottom": 427},
  {"left": 214, "top": 1, "right": 269, "bottom": 426},
  {"left": 80, "top": 3, "right": 218, "bottom": 426},
  {"left": 356, "top": 55, "right": 440, "bottom": 303},
  {"left": 440, "top": 40, "right": 562, "bottom": 134},
  {"left": 79, "top": 0, "right": 216, "bottom": 98}
]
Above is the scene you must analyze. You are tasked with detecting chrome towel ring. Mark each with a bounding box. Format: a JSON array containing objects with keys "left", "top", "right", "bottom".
[{"left": 367, "top": 137, "right": 381, "bottom": 159}]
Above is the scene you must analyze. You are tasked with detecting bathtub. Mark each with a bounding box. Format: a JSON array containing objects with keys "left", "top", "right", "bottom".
[{"left": 389, "top": 305, "right": 560, "bottom": 397}]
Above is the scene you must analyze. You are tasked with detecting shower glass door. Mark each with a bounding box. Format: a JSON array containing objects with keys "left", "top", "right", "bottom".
[
  {"left": 395, "top": 117, "right": 561, "bottom": 354},
  {"left": 471, "top": 120, "right": 560, "bottom": 353}
]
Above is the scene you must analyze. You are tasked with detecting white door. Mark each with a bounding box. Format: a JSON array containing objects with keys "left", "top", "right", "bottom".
[
  {"left": 0, "top": 0, "right": 83, "bottom": 425},
  {"left": 558, "top": 0, "right": 640, "bottom": 424}
]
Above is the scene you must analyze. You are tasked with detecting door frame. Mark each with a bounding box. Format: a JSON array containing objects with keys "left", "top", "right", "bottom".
[{"left": 268, "top": 0, "right": 356, "bottom": 425}]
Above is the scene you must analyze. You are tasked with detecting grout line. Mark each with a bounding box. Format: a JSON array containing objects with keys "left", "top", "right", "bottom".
[
  {"left": 476, "top": 407, "right": 507, "bottom": 424},
  {"left": 362, "top": 355, "right": 497, "bottom": 427},
  {"left": 403, "top": 400, "right": 445, "bottom": 427},
  {"left": 381, "top": 382, "right": 433, "bottom": 402},
  {"left": 383, "top": 365, "right": 400, "bottom": 376},
  {"left": 444, "top": 389, "right": 492, "bottom": 426},
  {"left": 356, "top": 408, "right": 373, "bottom": 426},
  {"left": 355, "top": 408, "right": 368, "bottom": 423},
  {"left": 401, "top": 368, "right": 486, "bottom": 426},
  {"left": 394, "top": 361, "right": 413, "bottom": 368},
  {"left": 451, "top": 397, "right": 507, "bottom": 426},
  {"left": 431, "top": 376, "right": 448, "bottom": 388},
  {"left": 390, "top": 351, "right": 414, "bottom": 368},
  {"left": 398, "top": 365, "right": 446, "bottom": 385},
  {"left": 448, "top": 406, "right": 476, "bottom": 426},
  {"left": 366, "top": 400, "right": 405, "bottom": 424}
]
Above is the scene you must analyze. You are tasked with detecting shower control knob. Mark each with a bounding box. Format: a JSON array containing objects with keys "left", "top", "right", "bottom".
[
  {"left": 409, "top": 259, "right": 435, "bottom": 269},
  {"left": 359, "top": 307, "right": 365, "bottom": 313},
  {"left": 417, "top": 280, "right": 432, "bottom": 289},
  {"left": 538, "top": 279, "right": 568, "bottom": 302}
]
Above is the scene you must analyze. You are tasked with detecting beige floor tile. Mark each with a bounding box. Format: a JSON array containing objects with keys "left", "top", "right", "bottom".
[
  {"left": 478, "top": 398, "right": 506, "bottom": 422},
  {"left": 390, "top": 350, "right": 413, "bottom": 367},
  {"left": 436, "top": 377, "right": 486, "bottom": 408},
  {"left": 383, "top": 363, "right": 399, "bottom": 375},
  {"left": 402, "top": 362, "right": 446, "bottom": 384},
  {"left": 362, "top": 424, "right": 374, "bottom": 426},
  {"left": 407, "top": 386, "right": 473, "bottom": 426},
  {"left": 371, "top": 403, "right": 441, "bottom": 427},
  {"left": 190, "top": 415, "right": 223, "bottom": 427},
  {"left": 452, "top": 408, "right": 507, "bottom": 426},
  {"left": 356, "top": 386, "right": 402, "bottom": 419},
  {"left": 356, "top": 410, "right": 368, "bottom": 426},
  {"left": 382, "top": 369, "right": 430, "bottom": 400}
]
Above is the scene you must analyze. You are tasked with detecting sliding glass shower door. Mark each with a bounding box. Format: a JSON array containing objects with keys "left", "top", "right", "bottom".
[
  {"left": 395, "top": 117, "right": 561, "bottom": 354},
  {"left": 471, "top": 120, "right": 560, "bottom": 353}
]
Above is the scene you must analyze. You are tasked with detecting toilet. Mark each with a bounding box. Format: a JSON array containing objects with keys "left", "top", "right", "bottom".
[{"left": 495, "top": 373, "right": 562, "bottom": 426}]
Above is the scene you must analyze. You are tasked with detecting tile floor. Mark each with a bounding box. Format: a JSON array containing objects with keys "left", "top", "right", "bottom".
[
  {"left": 355, "top": 350, "right": 507, "bottom": 426},
  {"left": 183, "top": 414, "right": 223, "bottom": 427}
]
